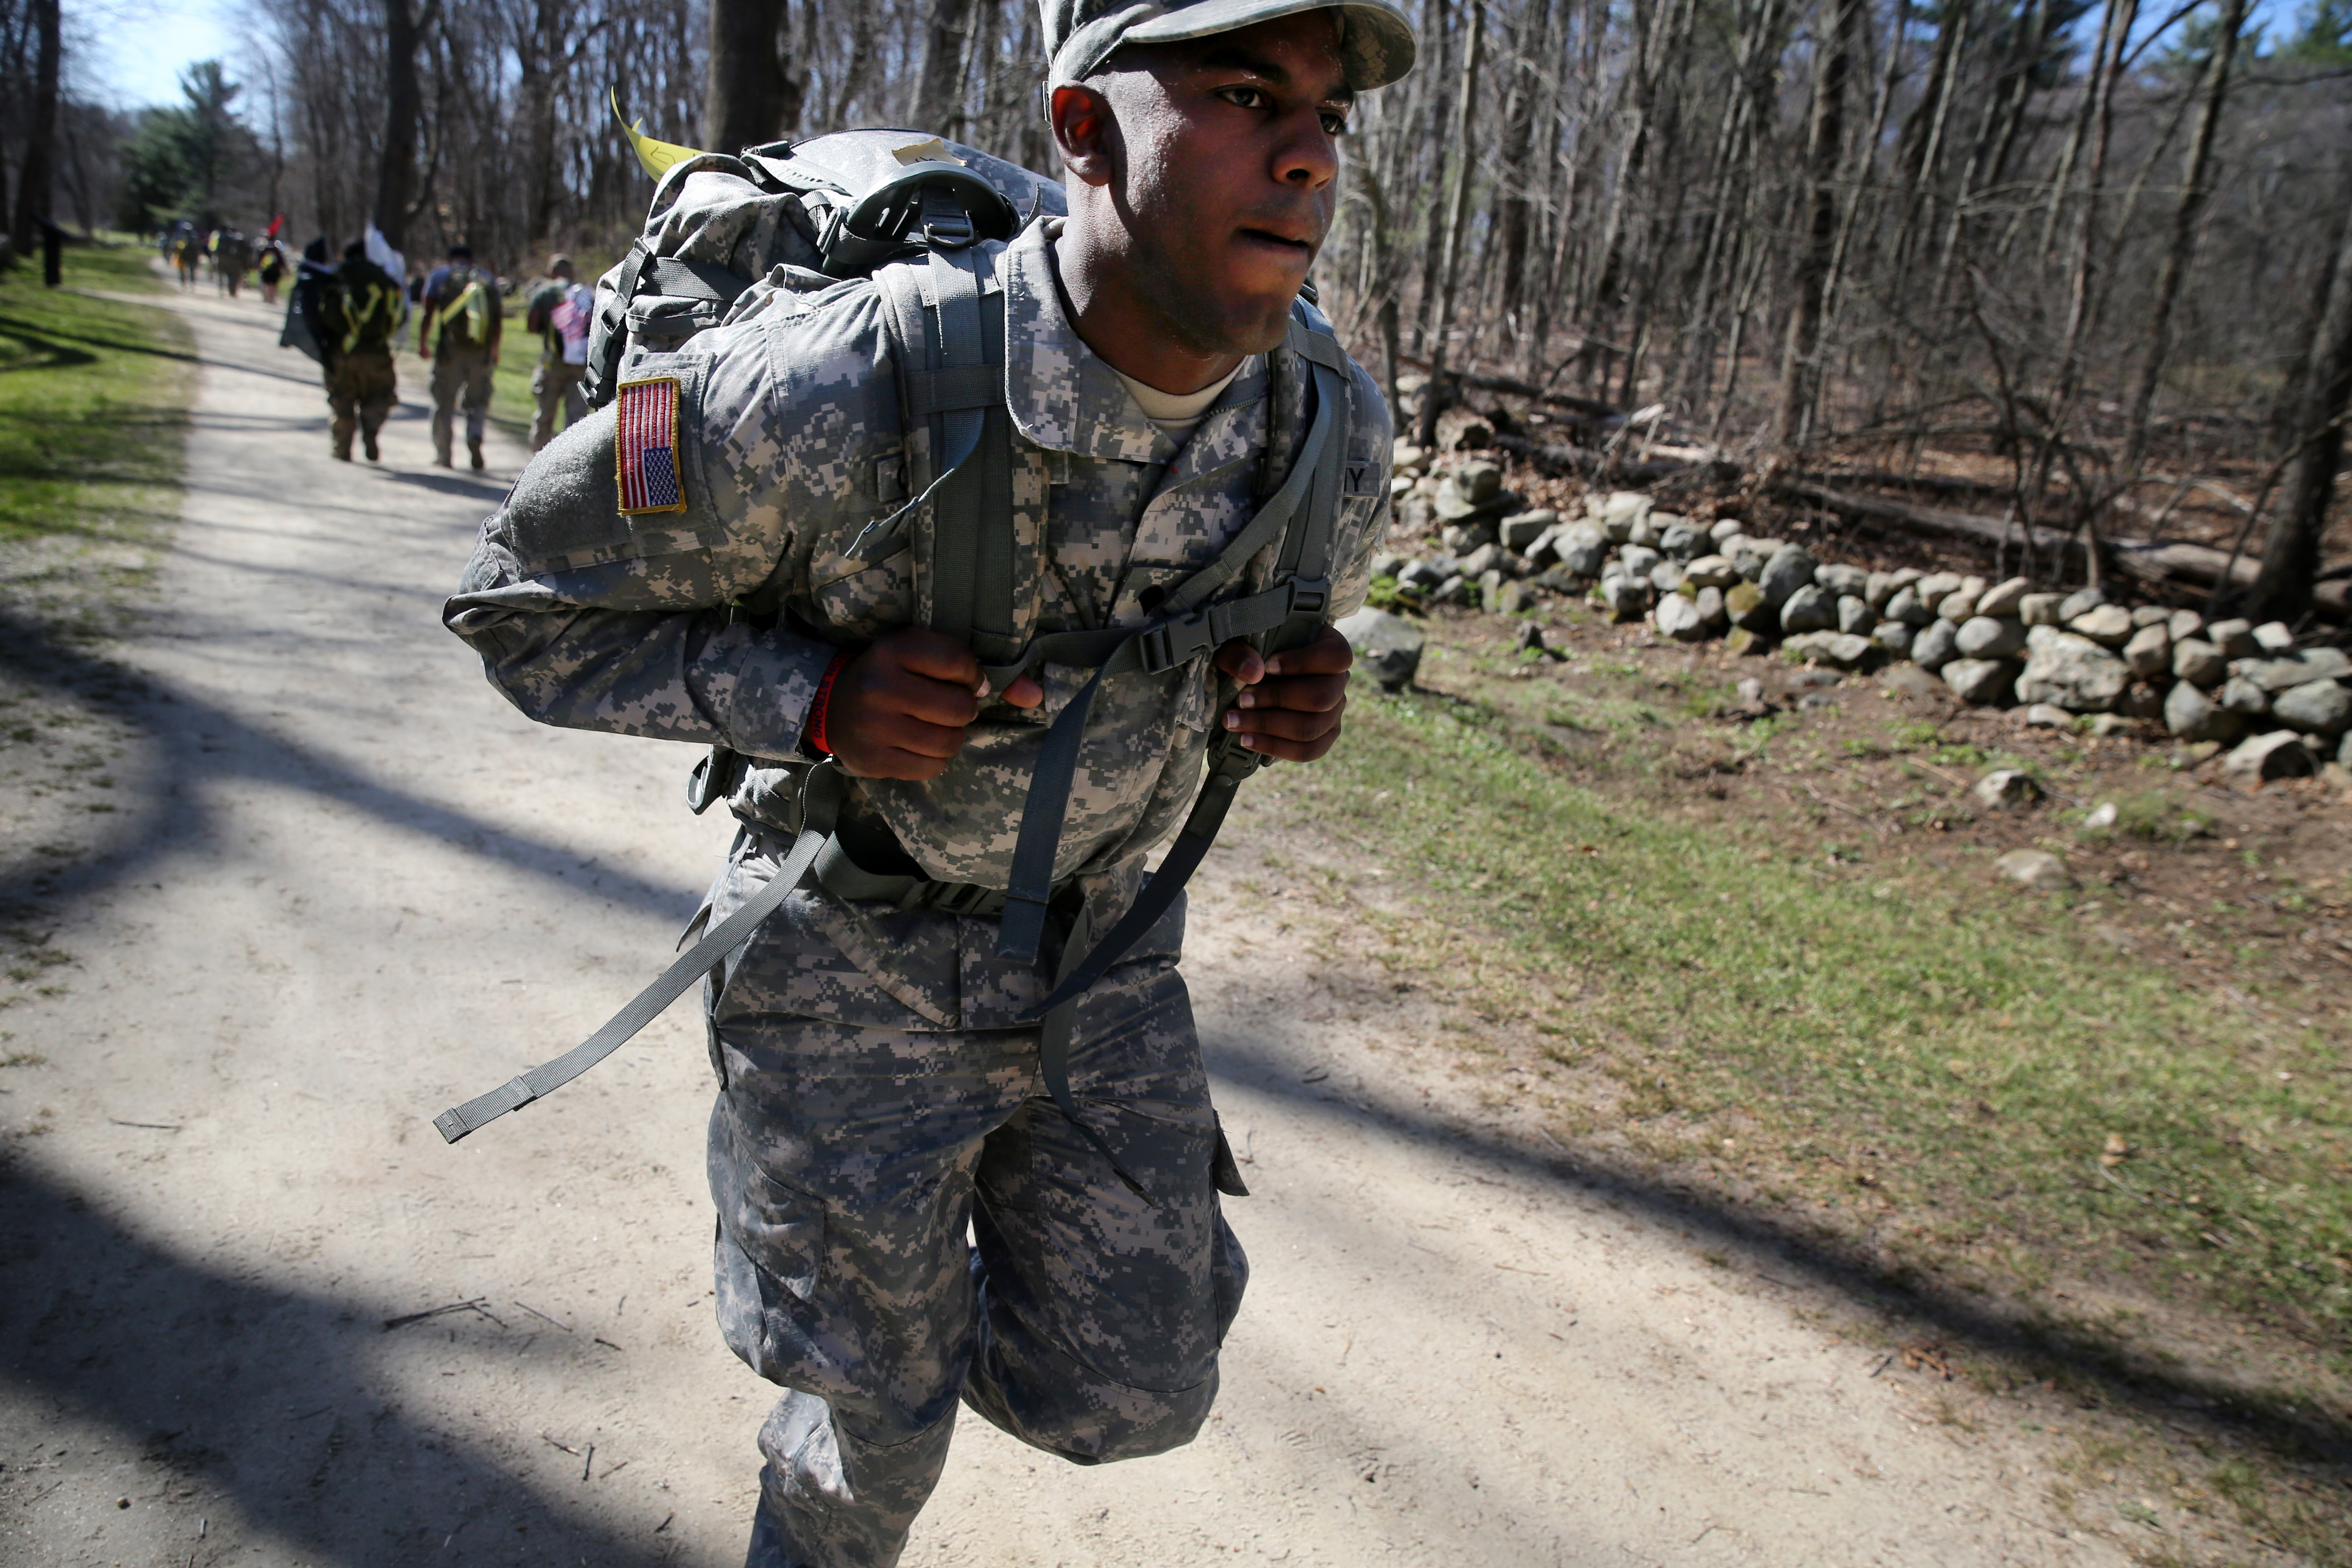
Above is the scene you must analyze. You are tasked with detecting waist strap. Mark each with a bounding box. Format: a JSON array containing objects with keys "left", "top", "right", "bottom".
[{"left": 812, "top": 834, "right": 1068, "bottom": 918}]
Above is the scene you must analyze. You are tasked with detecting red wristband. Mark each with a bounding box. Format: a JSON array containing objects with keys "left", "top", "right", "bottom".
[{"left": 805, "top": 650, "right": 853, "bottom": 756}]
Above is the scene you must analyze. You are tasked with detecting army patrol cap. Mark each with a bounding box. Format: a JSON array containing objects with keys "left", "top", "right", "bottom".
[{"left": 1044, "top": 0, "right": 1417, "bottom": 92}]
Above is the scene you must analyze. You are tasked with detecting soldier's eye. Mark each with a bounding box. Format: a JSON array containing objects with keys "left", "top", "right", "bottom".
[
  {"left": 1321, "top": 113, "right": 1350, "bottom": 137},
  {"left": 1217, "top": 86, "right": 1270, "bottom": 111}
]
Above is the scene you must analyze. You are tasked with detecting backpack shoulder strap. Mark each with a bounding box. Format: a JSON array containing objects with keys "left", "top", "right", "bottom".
[{"left": 875, "top": 232, "right": 1023, "bottom": 667}]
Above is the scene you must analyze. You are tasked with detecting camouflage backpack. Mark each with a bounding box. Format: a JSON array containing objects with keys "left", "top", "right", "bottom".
[{"left": 437, "top": 116, "right": 1352, "bottom": 1174}]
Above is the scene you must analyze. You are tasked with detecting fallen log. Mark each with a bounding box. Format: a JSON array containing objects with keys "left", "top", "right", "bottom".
[
  {"left": 1495, "top": 432, "right": 1740, "bottom": 487},
  {"left": 1398, "top": 355, "right": 1621, "bottom": 421}
]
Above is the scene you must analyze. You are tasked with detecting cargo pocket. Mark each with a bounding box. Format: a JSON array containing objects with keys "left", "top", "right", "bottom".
[{"left": 710, "top": 1116, "right": 825, "bottom": 1302}]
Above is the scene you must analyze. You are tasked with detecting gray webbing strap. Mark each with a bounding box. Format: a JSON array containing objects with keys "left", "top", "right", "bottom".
[
  {"left": 432, "top": 767, "right": 845, "bottom": 1144},
  {"left": 645, "top": 255, "right": 753, "bottom": 303},
  {"left": 1036, "top": 901, "right": 1155, "bottom": 1204},
  {"left": 915, "top": 245, "right": 1024, "bottom": 667},
  {"left": 586, "top": 240, "right": 654, "bottom": 410},
  {"left": 992, "top": 344, "right": 1345, "bottom": 964}
]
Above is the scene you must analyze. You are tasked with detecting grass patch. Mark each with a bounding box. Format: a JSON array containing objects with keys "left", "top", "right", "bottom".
[
  {"left": 0, "top": 241, "right": 192, "bottom": 627},
  {"left": 1283, "top": 691, "right": 2352, "bottom": 1361}
]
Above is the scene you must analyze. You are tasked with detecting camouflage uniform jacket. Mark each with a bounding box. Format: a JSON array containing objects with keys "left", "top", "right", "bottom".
[{"left": 445, "top": 217, "right": 1391, "bottom": 1026}]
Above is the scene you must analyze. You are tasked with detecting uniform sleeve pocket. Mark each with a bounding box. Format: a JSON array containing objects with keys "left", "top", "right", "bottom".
[{"left": 502, "top": 356, "right": 722, "bottom": 572}]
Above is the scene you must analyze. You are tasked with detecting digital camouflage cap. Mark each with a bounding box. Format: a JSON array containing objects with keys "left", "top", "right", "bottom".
[{"left": 1043, "top": 0, "right": 1417, "bottom": 92}]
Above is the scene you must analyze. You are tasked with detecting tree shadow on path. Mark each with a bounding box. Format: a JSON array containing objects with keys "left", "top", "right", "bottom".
[
  {"left": 0, "top": 1158, "right": 685, "bottom": 1567},
  {"left": 1202, "top": 1033, "right": 2352, "bottom": 1479}
]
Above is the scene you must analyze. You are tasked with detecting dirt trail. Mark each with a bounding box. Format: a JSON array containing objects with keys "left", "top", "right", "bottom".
[{"left": 0, "top": 287, "right": 2132, "bottom": 1567}]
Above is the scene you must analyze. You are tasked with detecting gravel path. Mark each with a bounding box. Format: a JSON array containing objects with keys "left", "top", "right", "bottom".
[{"left": 0, "top": 286, "right": 2130, "bottom": 1567}]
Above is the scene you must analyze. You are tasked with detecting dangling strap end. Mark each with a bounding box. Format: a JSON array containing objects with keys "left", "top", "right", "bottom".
[{"left": 995, "top": 894, "right": 1049, "bottom": 962}]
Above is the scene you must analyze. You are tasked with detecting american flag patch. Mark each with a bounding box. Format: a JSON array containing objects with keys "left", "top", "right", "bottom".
[{"left": 614, "top": 376, "right": 686, "bottom": 515}]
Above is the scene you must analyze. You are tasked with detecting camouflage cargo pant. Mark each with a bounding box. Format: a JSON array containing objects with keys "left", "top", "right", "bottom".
[
  {"left": 324, "top": 347, "right": 396, "bottom": 459},
  {"left": 701, "top": 827, "right": 1247, "bottom": 1568},
  {"left": 529, "top": 359, "right": 586, "bottom": 451},
  {"left": 429, "top": 344, "right": 495, "bottom": 461}
]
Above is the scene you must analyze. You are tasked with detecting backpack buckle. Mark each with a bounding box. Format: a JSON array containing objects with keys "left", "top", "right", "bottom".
[
  {"left": 1284, "top": 574, "right": 1331, "bottom": 619},
  {"left": 1137, "top": 608, "right": 1221, "bottom": 674}
]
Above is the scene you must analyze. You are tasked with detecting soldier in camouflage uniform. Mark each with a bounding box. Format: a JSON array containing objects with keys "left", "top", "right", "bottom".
[{"left": 444, "top": 2, "right": 1413, "bottom": 1563}]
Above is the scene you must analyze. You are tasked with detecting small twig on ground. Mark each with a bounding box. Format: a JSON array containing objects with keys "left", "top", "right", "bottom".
[
  {"left": 582, "top": 1444, "right": 594, "bottom": 1483},
  {"left": 654, "top": 1511, "right": 675, "bottom": 1534},
  {"left": 382, "top": 1298, "right": 489, "bottom": 1332},
  {"left": 107, "top": 1118, "right": 181, "bottom": 1131},
  {"left": 539, "top": 1431, "right": 581, "bottom": 1456},
  {"left": 515, "top": 1300, "right": 572, "bottom": 1332}
]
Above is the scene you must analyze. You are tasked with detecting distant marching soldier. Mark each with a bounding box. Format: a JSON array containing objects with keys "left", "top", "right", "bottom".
[
  {"left": 521, "top": 254, "right": 593, "bottom": 451},
  {"left": 313, "top": 239, "right": 405, "bottom": 463},
  {"left": 419, "top": 242, "right": 504, "bottom": 470}
]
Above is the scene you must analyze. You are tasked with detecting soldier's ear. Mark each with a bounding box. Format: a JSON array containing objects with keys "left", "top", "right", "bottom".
[{"left": 1050, "top": 83, "right": 1117, "bottom": 188}]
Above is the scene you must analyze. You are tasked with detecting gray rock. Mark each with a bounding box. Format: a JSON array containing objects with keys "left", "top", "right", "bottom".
[
  {"left": 1725, "top": 581, "right": 1773, "bottom": 631},
  {"left": 1781, "top": 583, "right": 1837, "bottom": 633},
  {"left": 1514, "top": 619, "right": 1546, "bottom": 653},
  {"left": 1710, "top": 517, "right": 1745, "bottom": 544},
  {"left": 2253, "top": 620, "right": 2297, "bottom": 653},
  {"left": 1618, "top": 544, "right": 1661, "bottom": 581},
  {"left": 1599, "top": 490, "right": 1651, "bottom": 528},
  {"left": 1942, "top": 657, "right": 2015, "bottom": 706},
  {"left": 2342, "top": 731, "right": 2352, "bottom": 770},
  {"left": 2015, "top": 632, "right": 2129, "bottom": 712},
  {"left": 2274, "top": 679, "right": 2352, "bottom": 738},
  {"left": 1976, "top": 577, "right": 2030, "bottom": 618},
  {"left": 1500, "top": 509, "right": 1557, "bottom": 551},
  {"left": 1656, "top": 593, "right": 1708, "bottom": 642},
  {"left": 1837, "top": 593, "right": 1874, "bottom": 635},
  {"left": 2167, "top": 608, "right": 2205, "bottom": 643},
  {"left": 1816, "top": 563, "right": 1868, "bottom": 597},
  {"left": 1955, "top": 615, "right": 2028, "bottom": 659},
  {"left": 1916, "top": 571, "right": 1964, "bottom": 604},
  {"left": 1441, "top": 521, "right": 1496, "bottom": 554},
  {"left": 1873, "top": 621, "right": 1915, "bottom": 655},
  {"left": 1435, "top": 574, "right": 1470, "bottom": 605},
  {"left": 1650, "top": 560, "right": 1686, "bottom": 594},
  {"left": 2058, "top": 587, "right": 2107, "bottom": 622},
  {"left": 1884, "top": 585, "right": 1934, "bottom": 627},
  {"left": 2131, "top": 604, "right": 2170, "bottom": 628},
  {"left": 1460, "top": 542, "right": 1504, "bottom": 580},
  {"left": 2207, "top": 618, "right": 2256, "bottom": 658},
  {"left": 1912, "top": 618, "right": 1961, "bottom": 672},
  {"left": 1478, "top": 567, "right": 1508, "bottom": 608},
  {"left": 1334, "top": 607, "right": 1426, "bottom": 691},
  {"left": 1495, "top": 579, "right": 1539, "bottom": 616},
  {"left": 2023, "top": 703, "right": 2073, "bottom": 728},
  {"left": 2296, "top": 647, "right": 2352, "bottom": 682},
  {"left": 1399, "top": 558, "right": 1449, "bottom": 590},
  {"left": 2164, "top": 679, "right": 2245, "bottom": 743},
  {"left": 2122, "top": 622, "right": 2171, "bottom": 679},
  {"left": 1937, "top": 588, "right": 1982, "bottom": 623},
  {"left": 1784, "top": 631, "right": 1874, "bottom": 670},
  {"left": 1390, "top": 438, "right": 1428, "bottom": 472},
  {"left": 1601, "top": 574, "right": 1649, "bottom": 622},
  {"left": 2084, "top": 713, "right": 2137, "bottom": 737},
  {"left": 1695, "top": 585, "right": 1728, "bottom": 629},
  {"left": 1559, "top": 524, "right": 1610, "bottom": 577},
  {"left": 2231, "top": 657, "right": 2316, "bottom": 694},
  {"left": 2068, "top": 604, "right": 2135, "bottom": 647},
  {"left": 1881, "top": 662, "right": 1939, "bottom": 699},
  {"left": 1657, "top": 521, "right": 1705, "bottom": 559},
  {"left": 2019, "top": 593, "right": 2065, "bottom": 627},
  {"left": 1995, "top": 848, "right": 2075, "bottom": 892},
  {"left": 1973, "top": 768, "right": 2042, "bottom": 808},
  {"left": 2220, "top": 730, "right": 2315, "bottom": 791},
  {"left": 2220, "top": 676, "right": 2270, "bottom": 716},
  {"left": 1683, "top": 554, "right": 1740, "bottom": 589},
  {"left": 1456, "top": 460, "right": 1503, "bottom": 503},
  {"left": 1728, "top": 540, "right": 1769, "bottom": 581},
  {"left": 1864, "top": 570, "right": 1900, "bottom": 610},
  {"left": 2172, "top": 637, "right": 2225, "bottom": 688},
  {"left": 1626, "top": 515, "right": 1659, "bottom": 549},
  {"left": 1760, "top": 545, "right": 1819, "bottom": 609}
]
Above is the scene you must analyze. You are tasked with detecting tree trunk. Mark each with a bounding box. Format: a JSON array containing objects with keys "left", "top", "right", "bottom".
[
  {"left": 2118, "top": 0, "right": 2246, "bottom": 481},
  {"left": 1416, "top": 0, "right": 1485, "bottom": 450},
  {"left": 2249, "top": 177, "right": 2352, "bottom": 622},
  {"left": 913, "top": 0, "right": 976, "bottom": 137},
  {"left": 1773, "top": 0, "right": 1857, "bottom": 451},
  {"left": 374, "top": 0, "right": 434, "bottom": 249},
  {"left": 10, "top": 0, "right": 59, "bottom": 259},
  {"left": 705, "top": 0, "right": 801, "bottom": 154}
]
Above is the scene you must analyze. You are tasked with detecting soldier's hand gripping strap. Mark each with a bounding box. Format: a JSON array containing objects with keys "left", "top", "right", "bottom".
[{"left": 431, "top": 765, "right": 847, "bottom": 1144}]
